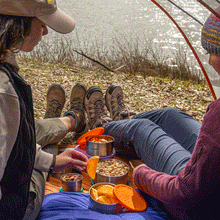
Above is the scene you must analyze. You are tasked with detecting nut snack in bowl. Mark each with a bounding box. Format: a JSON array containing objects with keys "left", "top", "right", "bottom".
[
  {"left": 60, "top": 173, "right": 83, "bottom": 192},
  {"left": 95, "top": 158, "right": 129, "bottom": 184}
]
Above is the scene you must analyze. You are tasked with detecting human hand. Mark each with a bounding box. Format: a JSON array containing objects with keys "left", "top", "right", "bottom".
[
  {"left": 132, "top": 164, "right": 148, "bottom": 180},
  {"left": 54, "top": 148, "right": 88, "bottom": 173},
  {"left": 129, "top": 160, "right": 145, "bottom": 170},
  {"left": 133, "top": 164, "right": 147, "bottom": 173}
]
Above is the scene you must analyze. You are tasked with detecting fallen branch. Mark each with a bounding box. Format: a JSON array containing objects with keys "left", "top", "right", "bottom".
[{"left": 73, "top": 49, "right": 115, "bottom": 73}]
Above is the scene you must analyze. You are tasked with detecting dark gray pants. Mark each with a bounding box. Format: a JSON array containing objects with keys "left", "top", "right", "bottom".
[{"left": 23, "top": 118, "right": 67, "bottom": 220}]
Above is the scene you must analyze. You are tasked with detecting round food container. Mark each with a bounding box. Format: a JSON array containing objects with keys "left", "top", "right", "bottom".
[
  {"left": 95, "top": 159, "right": 129, "bottom": 184},
  {"left": 90, "top": 183, "right": 147, "bottom": 214},
  {"left": 86, "top": 135, "right": 114, "bottom": 157},
  {"left": 60, "top": 173, "right": 83, "bottom": 192},
  {"left": 89, "top": 182, "right": 122, "bottom": 214}
]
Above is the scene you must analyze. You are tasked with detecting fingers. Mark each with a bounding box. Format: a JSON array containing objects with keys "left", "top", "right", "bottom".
[
  {"left": 54, "top": 149, "right": 88, "bottom": 173},
  {"left": 73, "top": 165, "right": 86, "bottom": 172},
  {"left": 65, "top": 148, "right": 88, "bottom": 162},
  {"left": 71, "top": 158, "right": 87, "bottom": 167},
  {"left": 68, "top": 160, "right": 87, "bottom": 172}
]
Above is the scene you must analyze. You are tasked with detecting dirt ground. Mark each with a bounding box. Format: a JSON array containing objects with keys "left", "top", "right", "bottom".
[{"left": 18, "top": 58, "right": 214, "bottom": 144}]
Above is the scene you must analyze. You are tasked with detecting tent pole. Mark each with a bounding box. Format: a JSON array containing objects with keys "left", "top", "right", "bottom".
[
  {"left": 151, "top": 0, "right": 217, "bottom": 100},
  {"left": 197, "top": 0, "right": 220, "bottom": 19}
]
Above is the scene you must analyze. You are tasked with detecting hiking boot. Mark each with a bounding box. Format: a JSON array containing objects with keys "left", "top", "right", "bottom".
[
  {"left": 84, "top": 86, "right": 112, "bottom": 129},
  {"left": 105, "top": 84, "right": 136, "bottom": 121},
  {"left": 44, "top": 84, "right": 66, "bottom": 118},
  {"left": 63, "top": 83, "right": 87, "bottom": 133}
]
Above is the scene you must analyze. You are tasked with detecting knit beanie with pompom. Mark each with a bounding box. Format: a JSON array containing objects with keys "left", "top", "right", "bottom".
[{"left": 201, "top": 6, "right": 220, "bottom": 55}]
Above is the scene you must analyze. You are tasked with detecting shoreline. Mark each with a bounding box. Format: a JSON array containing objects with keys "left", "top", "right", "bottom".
[
  {"left": 18, "top": 57, "right": 212, "bottom": 124},
  {"left": 18, "top": 57, "right": 213, "bottom": 145}
]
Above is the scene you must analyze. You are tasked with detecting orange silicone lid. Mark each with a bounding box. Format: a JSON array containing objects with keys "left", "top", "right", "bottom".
[
  {"left": 114, "top": 184, "right": 147, "bottom": 212},
  {"left": 77, "top": 127, "right": 104, "bottom": 146}
]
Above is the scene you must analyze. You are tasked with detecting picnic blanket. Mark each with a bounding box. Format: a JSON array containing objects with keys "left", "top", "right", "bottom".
[{"left": 37, "top": 189, "right": 171, "bottom": 220}]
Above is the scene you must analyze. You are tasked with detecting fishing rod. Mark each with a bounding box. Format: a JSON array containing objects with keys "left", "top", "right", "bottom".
[{"left": 151, "top": 0, "right": 217, "bottom": 100}]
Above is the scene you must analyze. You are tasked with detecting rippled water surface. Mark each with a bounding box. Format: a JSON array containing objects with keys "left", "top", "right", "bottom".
[{"left": 44, "top": 0, "right": 220, "bottom": 96}]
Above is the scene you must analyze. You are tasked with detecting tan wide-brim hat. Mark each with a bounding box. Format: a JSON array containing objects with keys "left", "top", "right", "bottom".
[{"left": 0, "top": 0, "right": 76, "bottom": 34}]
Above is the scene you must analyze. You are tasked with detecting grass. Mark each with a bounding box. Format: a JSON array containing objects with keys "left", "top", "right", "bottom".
[
  {"left": 17, "top": 56, "right": 210, "bottom": 120},
  {"left": 19, "top": 35, "right": 205, "bottom": 84},
  {"left": 16, "top": 53, "right": 212, "bottom": 150},
  {"left": 17, "top": 34, "right": 212, "bottom": 144}
]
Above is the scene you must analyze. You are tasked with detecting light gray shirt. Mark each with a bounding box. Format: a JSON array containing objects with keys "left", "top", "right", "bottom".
[{"left": 0, "top": 54, "right": 53, "bottom": 200}]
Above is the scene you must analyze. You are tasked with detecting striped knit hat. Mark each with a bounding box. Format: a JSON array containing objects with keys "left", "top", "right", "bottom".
[{"left": 201, "top": 7, "right": 220, "bottom": 55}]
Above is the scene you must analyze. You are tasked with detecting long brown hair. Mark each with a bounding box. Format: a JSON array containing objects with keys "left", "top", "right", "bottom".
[{"left": 0, "top": 15, "right": 33, "bottom": 62}]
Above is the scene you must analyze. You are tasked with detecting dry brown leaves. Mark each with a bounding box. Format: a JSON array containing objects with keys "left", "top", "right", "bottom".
[{"left": 18, "top": 58, "right": 213, "bottom": 144}]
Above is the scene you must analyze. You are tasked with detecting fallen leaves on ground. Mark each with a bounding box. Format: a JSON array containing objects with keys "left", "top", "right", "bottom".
[{"left": 18, "top": 58, "right": 213, "bottom": 145}]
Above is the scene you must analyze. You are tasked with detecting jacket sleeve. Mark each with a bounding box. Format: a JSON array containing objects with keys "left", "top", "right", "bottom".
[
  {"left": 34, "top": 143, "right": 54, "bottom": 172},
  {"left": 133, "top": 99, "right": 220, "bottom": 210}
]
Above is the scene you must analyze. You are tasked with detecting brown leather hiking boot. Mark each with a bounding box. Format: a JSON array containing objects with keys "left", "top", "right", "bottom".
[
  {"left": 84, "top": 86, "right": 112, "bottom": 130},
  {"left": 44, "top": 84, "right": 66, "bottom": 118},
  {"left": 105, "top": 84, "right": 136, "bottom": 121},
  {"left": 63, "top": 83, "right": 87, "bottom": 133}
]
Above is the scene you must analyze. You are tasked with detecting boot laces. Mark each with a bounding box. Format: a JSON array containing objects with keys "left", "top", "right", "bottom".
[
  {"left": 46, "top": 99, "right": 62, "bottom": 118},
  {"left": 89, "top": 97, "right": 109, "bottom": 126},
  {"left": 68, "top": 97, "right": 83, "bottom": 112},
  {"left": 112, "top": 93, "right": 130, "bottom": 119}
]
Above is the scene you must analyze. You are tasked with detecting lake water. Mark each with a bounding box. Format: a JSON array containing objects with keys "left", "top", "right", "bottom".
[{"left": 44, "top": 0, "right": 220, "bottom": 98}]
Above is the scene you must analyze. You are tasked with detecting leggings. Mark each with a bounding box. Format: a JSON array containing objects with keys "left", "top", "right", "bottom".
[{"left": 104, "top": 107, "right": 201, "bottom": 175}]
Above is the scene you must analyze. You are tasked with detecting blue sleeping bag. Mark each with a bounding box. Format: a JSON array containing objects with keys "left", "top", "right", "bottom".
[{"left": 37, "top": 189, "right": 171, "bottom": 220}]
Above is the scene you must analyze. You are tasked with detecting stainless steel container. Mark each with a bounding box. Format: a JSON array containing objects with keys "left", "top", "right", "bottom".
[
  {"left": 95, "top": 159, "right": 129, "bottom": 185},
  {"left": 86, "top": 135, "right": 114, "bottom": 156},
  {"left": 89, "top": 182, "right": 122, "bottom": 214},
  {"left": 60, "top": 173, "right": 83, "bottom": 192}
]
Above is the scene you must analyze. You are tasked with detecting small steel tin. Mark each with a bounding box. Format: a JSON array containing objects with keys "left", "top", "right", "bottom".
[
  {"left": 86, "top": 135, "right": 114, "bottom": 156},
  {"left": 60, "top": 173, "right": 83, "bottom": 192},
  {"left": 95, "top": 159, "right": 129, "bottom": 185}
]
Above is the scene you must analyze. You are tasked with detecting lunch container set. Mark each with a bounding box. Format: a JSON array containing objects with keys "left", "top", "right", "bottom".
[
  {"left": 75, "top": 127, "right": 130, "bottom": 183},
  {"left": 59, "top": 128, "right": 138, "bottom": 214},
  {"left": 58, "top": 128, "right": 147, "bottom": 214}
]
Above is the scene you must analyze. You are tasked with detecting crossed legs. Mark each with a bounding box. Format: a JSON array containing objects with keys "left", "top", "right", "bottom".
[{"left": 104, "top": 107, "right": 201, "bottom": 175}]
